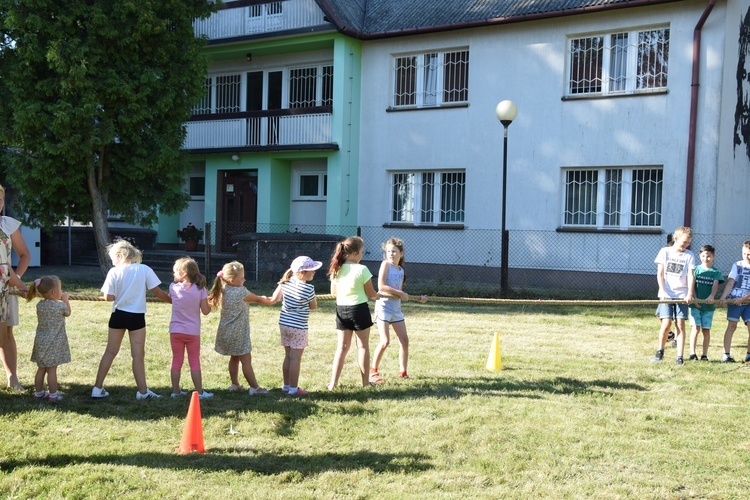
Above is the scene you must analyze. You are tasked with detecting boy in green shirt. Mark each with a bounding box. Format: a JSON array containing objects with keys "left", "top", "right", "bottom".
[{"left": 688, "top": 245, "right": 724, "bottom": 360}]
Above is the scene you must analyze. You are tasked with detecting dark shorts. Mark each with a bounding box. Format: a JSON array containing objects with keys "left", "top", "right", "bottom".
[
  {"left": 108, "top": 309, "right": 146, "bottom": 331},
  {"left": 335, "top": 302, "right": 373, "bottom": 331}
]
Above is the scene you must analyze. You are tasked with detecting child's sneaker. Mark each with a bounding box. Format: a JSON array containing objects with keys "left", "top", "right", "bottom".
[
  {"left": 651, "top": 349, "right": 664, "bottom": 362},
  {"left": 721, "top": 354, "right": 736, "bottom": 363},
  {"left": 700, "top": 355, "right": 709, "bottom": 361},
  {"left": 136, "top": 389, "right": 162, "bottom": 400},
  {"left": 744, "top": 353, "right": 750, "bottom": 363},
  {"left": 676, "top": 356, "right": 684, "bottom": 366},
  {"left": 48, "top": 392, "right": 63, "bottom": 403},
  {"left": 33, "top": 391, "right": 48, "bottom": 401},
  {"left": 198, "top": 391, "right": 214, "bottom": 400},
  {"left": 91, "top": 386, "right": 109, "bottom": 399},
  {"left": 688, "top": 354, "right": 699, "bottom": 361},
  {"left": 170, "top": 390, "right": 188, "bottom": 398},
  {"left": 248, "top": 386, "right": 268, "bottom": 395},
  {"left": 287, "top": 388, "right": 308, "bottom": 396}
]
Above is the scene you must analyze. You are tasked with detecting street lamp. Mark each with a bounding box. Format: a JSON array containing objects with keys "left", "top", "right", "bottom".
[{"left": 495, "top": 100, "right": 517, "bottom": 295}]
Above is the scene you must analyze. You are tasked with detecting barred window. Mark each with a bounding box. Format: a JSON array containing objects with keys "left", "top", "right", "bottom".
[
  {"left": 289, "top": 65, "right": 334, "bottom": 108},
  {"left": 568, "top": 27, "right": 669, "bottom": 96},
  {"left": 192, "top": 78, "right": 212, "bottom": 115},
  {"left": 391, "top": 170, "right": 465, "bottom": 225},
  {"left": 563, "top": 167, "right": 662, "bottom": 229},
  {"left": 249, "top": 2, "right": 283, "bottom": 17},
  {"left": 215, "top": 74, "right": 241, "bottom": 113},
  {"left": 392, "top": 49, "right": 469, "bottom": 108}
]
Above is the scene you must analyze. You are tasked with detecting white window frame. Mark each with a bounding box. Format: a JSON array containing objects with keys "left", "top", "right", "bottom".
[
  {"left": 293, "top": 171, "right": 327, "bottom": 201},
  {"left": 389, "top": 170, "right": 466, "bottom": 225},
  {"left": 561, "top": 166, "right": 663, "bottom": 229},
  {"left": 391, "top": 48, "right": 469, "bottom": 109},
  {"left": 566, "top": 26, "right": 669, "bottom": 97}
]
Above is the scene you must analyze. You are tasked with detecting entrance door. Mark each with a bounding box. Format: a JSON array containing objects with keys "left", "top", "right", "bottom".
[{"left": 219, "top": 170, "right": 258, "bottom": 252}]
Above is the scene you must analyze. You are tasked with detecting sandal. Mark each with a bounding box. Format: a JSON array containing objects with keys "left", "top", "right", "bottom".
[
  {"left": 369, "top": 370, "right": 384, "bottom": 385},
  {"left": 228, "top": 384, "right": 246, "bottom": 392},
  {"left": 398, "top": 371, "right": 410, "bottom": 379}
]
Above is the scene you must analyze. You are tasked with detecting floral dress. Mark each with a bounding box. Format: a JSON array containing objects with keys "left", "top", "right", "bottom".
[
  {"left": 0, "top": 216, "right": 21, "bottom": 322},
  {"left": 30, "top": 299, "right": 71, "bottom": 367},
  {"left": 214, "top": 285, "right": 253, "bottom": 356}
]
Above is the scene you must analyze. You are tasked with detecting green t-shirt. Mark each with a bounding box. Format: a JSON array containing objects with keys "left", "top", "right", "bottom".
[{"left": 690, "top": 265, "right": 724, "bottom": 312}]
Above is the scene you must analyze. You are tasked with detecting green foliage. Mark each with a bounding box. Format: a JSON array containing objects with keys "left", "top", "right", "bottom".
[{"left": 0, "top": 0, "right": 216, "bottom": 230}]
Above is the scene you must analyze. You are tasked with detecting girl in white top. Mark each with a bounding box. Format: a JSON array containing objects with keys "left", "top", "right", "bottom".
[
  {"left": 91, "top": 239, "right": 170, "bottom": 400},
  {"left": 371, "top": 238, "right": 426, "bottom": 384}
]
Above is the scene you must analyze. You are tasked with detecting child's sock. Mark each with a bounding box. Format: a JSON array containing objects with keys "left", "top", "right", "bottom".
[
  {"left": 34, "top": 390, "right": 46, "bottom": 397},
  {"left": 282, "top": 384, "right": 290, "bottom": 392},
  {"left": 288, "top": 387, "right": 298, "bottom": 395}
]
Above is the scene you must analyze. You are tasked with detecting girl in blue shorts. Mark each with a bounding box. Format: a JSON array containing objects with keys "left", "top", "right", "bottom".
[{"left": 370, "top": 238, "right": 426, "bottom": 384}]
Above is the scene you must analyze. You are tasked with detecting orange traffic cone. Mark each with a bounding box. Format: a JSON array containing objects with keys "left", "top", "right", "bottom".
[
  {"left": 485, "top": 332, "right": 502, "bottom": 371},
  {"left": 178, "top": 391, "right": 205, "bottom": 454}
]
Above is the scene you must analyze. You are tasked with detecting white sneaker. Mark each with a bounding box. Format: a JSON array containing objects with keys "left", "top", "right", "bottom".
[
  {"left": 136, "top": 389, "right": 162, "bottom": 400},
  {"left": 91, "top": 386, "right": 109, "bottom": 399},
  {"left": 198, "top": 391, "right": 214, "bottom": 400},
  {"left": 170, "top": 390, "right": 188, "bottom": 398}
]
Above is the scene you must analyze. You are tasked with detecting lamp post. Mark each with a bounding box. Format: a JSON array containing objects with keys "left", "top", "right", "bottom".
[{"left": 495, "top": 100, "right": 517, "bottom": 295}]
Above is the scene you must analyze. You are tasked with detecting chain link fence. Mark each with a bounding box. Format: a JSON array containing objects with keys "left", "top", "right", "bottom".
[{"left": 203, "top": 222, "right": 749, "bottom": 299}]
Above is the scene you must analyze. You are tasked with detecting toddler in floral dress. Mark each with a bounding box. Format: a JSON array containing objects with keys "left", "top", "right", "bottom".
[
  {"left": 207, "top": 261, "right": 275, "bottom": 395},
  {"left": 27, "top": 276, "right": 71, "bottom": 402}
]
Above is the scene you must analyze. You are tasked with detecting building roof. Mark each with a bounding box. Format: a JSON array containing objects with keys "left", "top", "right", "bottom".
[{"left": 316, "top": 0, "right": 685, "bottom": 39}]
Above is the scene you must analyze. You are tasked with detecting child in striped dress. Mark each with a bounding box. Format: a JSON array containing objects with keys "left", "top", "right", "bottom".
[{"left": 270, "top": 256, "right": 321, "bottom": 396}]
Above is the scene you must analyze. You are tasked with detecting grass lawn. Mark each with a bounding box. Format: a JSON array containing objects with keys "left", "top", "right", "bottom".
[{"left": 2, "top": 286, "right": 750, "bottom": 498}]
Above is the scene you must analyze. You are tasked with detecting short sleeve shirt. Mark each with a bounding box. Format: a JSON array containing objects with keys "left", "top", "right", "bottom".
[
  {"left": 727, "top": 260, "right": 750, "bottom": 299},
  {"left": 101, "top": 263, "right": 161, "bottom": 313},
  {"left": 691, "top": 265, "right": 724, "bottom": 312},
  {"left": 169, "top": 282, "right": 208, "bottom": 335},
  {"left": 333, "top": 263, "right": 373, "bottom": 305},
  {"left": 654, "top": 246, "right": 696, "bottom": 298}
]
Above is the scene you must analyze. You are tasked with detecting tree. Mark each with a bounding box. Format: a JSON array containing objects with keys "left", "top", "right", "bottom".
[{"left": 0, "top": 0, "right": 216, "bottom": 276}]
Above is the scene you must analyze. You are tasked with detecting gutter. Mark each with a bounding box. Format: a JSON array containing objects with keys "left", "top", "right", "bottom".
[
  {"left": 317, "top": 0, "right": 686, "bottom": 40},
  {"left": 684, "top": 0, "right": 717, "bottom": 227}
]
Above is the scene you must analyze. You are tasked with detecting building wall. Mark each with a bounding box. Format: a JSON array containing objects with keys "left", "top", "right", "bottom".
[{"left": 355, "top": 1, "right": 734, "bottom": 275}]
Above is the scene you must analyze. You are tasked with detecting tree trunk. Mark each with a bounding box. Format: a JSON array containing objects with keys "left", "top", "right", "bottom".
[{"left": 87, "top": 161, "right": 111, "bottom": 279}]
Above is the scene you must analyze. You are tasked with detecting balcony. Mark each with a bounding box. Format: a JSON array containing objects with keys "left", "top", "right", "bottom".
[
  {"left": 194, "top": 0, "right": 331, "bottom": 41},
  {"left": 184, "top": 107, "right": 335, "bottom": 152}
]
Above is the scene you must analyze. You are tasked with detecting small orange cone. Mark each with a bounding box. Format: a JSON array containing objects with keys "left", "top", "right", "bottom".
[
  {"left": 485, "top": 332, "right": 502, "bottom": 371},
  {"left": 178, "top": 391, "right": 205, "bottom": 454}
]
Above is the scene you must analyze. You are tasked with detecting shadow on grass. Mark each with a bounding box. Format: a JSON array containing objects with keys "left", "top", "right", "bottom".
[
  {"left": 0, "top": 449, "right": 432, "bottom": 475},
  {"left": 0, "top": 376, "right": 647, "bottom": 428}
]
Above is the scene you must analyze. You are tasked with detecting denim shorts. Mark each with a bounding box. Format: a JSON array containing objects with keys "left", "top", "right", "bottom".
[
  {"left": 688, "top": 307, "right": 715, "bottom": 329},
  {"left": 726, "top": 303, "right": 750, "bottom": 324},
  {"left": 656, "top": 303, "right": 688, "bottom": 320}
]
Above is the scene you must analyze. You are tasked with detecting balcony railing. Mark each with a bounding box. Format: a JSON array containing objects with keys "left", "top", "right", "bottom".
[
  {"left": 184, "top": 108, "right": 334, "bottom": 150},
  {"left": 194, "top": 0, "right": 330, "bottom": 41}
]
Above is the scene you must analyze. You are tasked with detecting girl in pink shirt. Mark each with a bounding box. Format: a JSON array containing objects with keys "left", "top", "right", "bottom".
[{"left": 169, "top": 257, "right": 212, "bottom": 399}]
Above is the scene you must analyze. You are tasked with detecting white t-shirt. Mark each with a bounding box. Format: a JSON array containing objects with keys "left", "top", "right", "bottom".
[
  {"left": 654, "top": 246, "right": 696, "bottom": 298},
  {"left": 727, "top": 260, "right": 750, "bottom": 299},
  {"left": 101, "top": 263, "right": 161, "bottom": 313}
]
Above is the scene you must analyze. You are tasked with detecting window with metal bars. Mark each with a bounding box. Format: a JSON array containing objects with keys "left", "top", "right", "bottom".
[
  {"left": 249, "top": 2, "right": 283, "bottom": 17},
  {"left": 289, "top": 65, "right": 333, "bottom": 108},
  {"left": 390, "top": 170, "right": 466, "bottom": 225},
  {"left": 392, "top": 49, "right": 469, "bottom": 108},
  {"left": 563, "top": 167, "right": 662, "bottom": 229},
  {"left": 567, "top": 27, "right": 669, "bottom": 96}
]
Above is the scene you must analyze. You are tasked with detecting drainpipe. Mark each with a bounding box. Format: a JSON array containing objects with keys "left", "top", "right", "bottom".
[{"left": 684, "top": 0, "right": 717, "bottom": 227}]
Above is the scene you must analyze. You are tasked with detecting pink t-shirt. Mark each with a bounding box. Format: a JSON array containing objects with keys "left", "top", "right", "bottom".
[{"left": 169, "top": 282, "right": 207, "bottom": 335}]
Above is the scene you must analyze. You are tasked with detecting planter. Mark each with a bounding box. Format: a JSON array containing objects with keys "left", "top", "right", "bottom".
[{"left": 184, "top": 238, "right": 199, "bottom": 252}]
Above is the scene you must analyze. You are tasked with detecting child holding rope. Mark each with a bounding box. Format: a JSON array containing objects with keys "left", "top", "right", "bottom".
[
  {"left": 327, "top": 236, "right": 379, "bottom": 390},
  {"left": 270, "top": 256, "right": 321, "bottom": 396},
  {"left": 652, "top": 226, "right": 695, "bottom": 365},
  {"left": 92, "top": 239, "right": 171, "bottom": 400},
  {"left": 208, "top": 261, "right": 274, "bottom": 395},
  {"left": 370, "top": 238, "right": 426, "bottom": 384},
  {"left": 27, "top": 276, "right": 70, "bottom": 402},
  {"left": 168, "top": 257, "right": 212, "bottom": 399},
  {"left": 718, "top": 240, "right": 750, "bottom": 362},
  {"left": 688, "top": 245, "right": 724, "bottom": 361}
]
